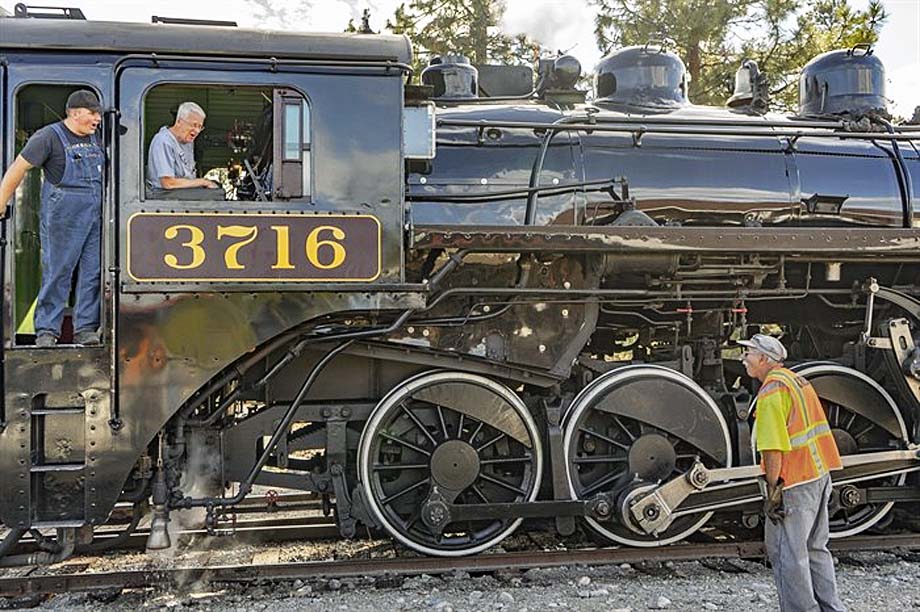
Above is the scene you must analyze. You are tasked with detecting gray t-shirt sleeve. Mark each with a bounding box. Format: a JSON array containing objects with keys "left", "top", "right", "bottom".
[{"left": 20, "top": 127, "right": 55, "bottom": 168}]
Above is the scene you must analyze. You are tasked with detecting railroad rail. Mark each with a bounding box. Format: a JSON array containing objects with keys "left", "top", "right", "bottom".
[{"left": 3, "top": 533, "right": 920, "bottom": 598}]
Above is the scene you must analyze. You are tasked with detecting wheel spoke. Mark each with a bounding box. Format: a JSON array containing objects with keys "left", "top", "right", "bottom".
[
  {"left": 481, "top": 455, "right": 533, "bottom": 465},
  {"left": 436, "top": 405, "right": 450, "bottom": 440},
  {"left": 614, "top": 416, "right": 637, "bottom": 441},
  {"left": 404, "top": 511, "right": 421, "bottom": 531},
  {"left": 578, "top": 427, "right": 630, "bottom": 451},
  {"left": 477, "top": 432, "right": 506, "bottom": 452},
  {"left": 844, "top": 411, "right": 857, "bottom": 430},
  {"left": 373, "top": 463, "right": 428, "bottom": 471},
  {"left": 380, "top": 432, "right": 432, "bottom": 457},
  {"left": 471, "top": 484, "right": 489, "bottom": 503},
  {"left": 469, "top": 421, "right": 485, "bottom": 444},
  {"left": 479, "top": 472, "right": 527, "bottom": 496},
  {"left": 457, "top": 412, "right": 465, "bottom": 440},
  {"left": 400, "top": 403, "right": 437, "bottom": 446},
  {"left": 582, "top": 469, "right": 623, "bottom": 495},
  {"left": 380, "top": 477, "right": 430, "bottom": 505},
  {"left": 572, "top": 455, "right": 627, "bottom": 464},
  {"left": 853, "top": 422, "right": 876, "bottom": 440}
]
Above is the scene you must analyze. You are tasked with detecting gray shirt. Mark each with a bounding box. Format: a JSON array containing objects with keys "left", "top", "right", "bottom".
[
  {"left": 21, "top": 122, "right": 96, "bottom": 185},
  {"left": 146, "top": 126, "right": 196, "bottom": 190}
]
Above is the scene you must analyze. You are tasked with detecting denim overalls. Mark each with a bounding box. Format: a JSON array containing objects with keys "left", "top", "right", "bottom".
[{"left": 34, "top": 122, "right": 103, "bottom": 338}]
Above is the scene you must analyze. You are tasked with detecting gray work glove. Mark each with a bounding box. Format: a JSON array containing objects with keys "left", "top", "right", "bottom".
[{"left": 764, "top": 479, "right": 785, "bottom": 524}]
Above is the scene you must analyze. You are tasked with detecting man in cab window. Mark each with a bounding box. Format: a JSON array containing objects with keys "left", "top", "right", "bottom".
[
  {"left": 146, "top": 101, "right": 222, "bottom": 200},
  {"left": 0, "top": 90, "right": 104, "bottom": 347}
]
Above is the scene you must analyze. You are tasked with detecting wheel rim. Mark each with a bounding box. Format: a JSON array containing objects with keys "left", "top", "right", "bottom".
[
  {"left": 563, "top": 365, "right": 732, "bottom": 547},
  {"left": 358, "top": 371, "right": 543, "bottom": 556},
  {"left": 750, "top": 363, "right": 908, "bottom": 538}
]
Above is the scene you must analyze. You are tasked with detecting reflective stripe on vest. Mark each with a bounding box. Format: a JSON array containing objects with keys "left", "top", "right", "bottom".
[{"left": 761, "top": 368, "right": 842, "bottom": 487}]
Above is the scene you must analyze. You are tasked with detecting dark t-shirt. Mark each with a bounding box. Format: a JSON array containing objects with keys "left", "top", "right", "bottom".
[{"left": 20, "top": 121, "right": 95, "bottom": 186}]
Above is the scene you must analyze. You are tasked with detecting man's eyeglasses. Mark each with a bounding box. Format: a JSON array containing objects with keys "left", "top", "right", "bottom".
[{"left": 180, "top": 118, "right": 205, "bottom": 131}]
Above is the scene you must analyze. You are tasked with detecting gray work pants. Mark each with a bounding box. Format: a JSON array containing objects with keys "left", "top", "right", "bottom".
[{"left": 764, "top": 474, "right": 846, "bottom": 612}]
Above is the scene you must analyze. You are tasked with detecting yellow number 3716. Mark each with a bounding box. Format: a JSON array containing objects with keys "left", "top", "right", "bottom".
[{"left": 163, "top": 224, "right": 347, "bottom": 271}]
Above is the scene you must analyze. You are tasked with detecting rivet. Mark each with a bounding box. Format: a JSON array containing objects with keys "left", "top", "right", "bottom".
[
  {"left": 562, "top": 309, "right": 569, "bottom": 317},
  {"left": 539, "top": 344, "right": 547, "bottom": 353},
  {"left": 419, "top": 177, "right": 427, "bottom": 184}
]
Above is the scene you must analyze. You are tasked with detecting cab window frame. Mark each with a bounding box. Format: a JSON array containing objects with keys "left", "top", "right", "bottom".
[{"left": 140, "top": 80, "right": 313, "bottom": 204}]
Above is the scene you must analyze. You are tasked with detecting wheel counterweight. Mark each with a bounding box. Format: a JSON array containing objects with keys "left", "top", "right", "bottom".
[{"left": 358, "top": 371, "right": 543, "bottom": 556}]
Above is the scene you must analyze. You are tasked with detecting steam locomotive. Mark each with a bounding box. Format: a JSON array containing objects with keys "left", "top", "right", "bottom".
[{"left": 1, "top": 5, "right": 920, "bottom": 563}]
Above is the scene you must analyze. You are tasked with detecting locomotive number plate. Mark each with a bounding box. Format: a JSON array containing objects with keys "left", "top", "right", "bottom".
[{"left": 127, "top": 213, "right": 381, "bottom": 282}]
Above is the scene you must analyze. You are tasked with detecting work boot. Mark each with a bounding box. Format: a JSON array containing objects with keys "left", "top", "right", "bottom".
[
  {"left": 35, "top": 332, "right": 57, "bottom": 347},
  {"left": 74, "top": 329, "right": 100, "bottom": 346}
]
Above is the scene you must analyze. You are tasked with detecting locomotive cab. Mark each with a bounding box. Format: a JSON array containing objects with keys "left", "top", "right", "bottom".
[{"left": 0, "top": 13, "right": 420, "bottom": 536}]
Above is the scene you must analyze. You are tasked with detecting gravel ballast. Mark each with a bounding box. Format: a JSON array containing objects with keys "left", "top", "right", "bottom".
[{"left": 5, "top": 548, "right": 920, "bottom": 611}]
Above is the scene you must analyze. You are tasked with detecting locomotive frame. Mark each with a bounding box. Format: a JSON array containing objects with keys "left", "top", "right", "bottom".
[{"left": 3, "top": 9, "right": 920, "bottom": 561}]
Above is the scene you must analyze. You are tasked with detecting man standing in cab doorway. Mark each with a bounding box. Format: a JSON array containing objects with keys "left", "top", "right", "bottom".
[
  {"left": 740, "top": 333, "right": 846, "bottom": 612},
  {"left": 0, "top": 90, "right": 104, "bottom": 347}
]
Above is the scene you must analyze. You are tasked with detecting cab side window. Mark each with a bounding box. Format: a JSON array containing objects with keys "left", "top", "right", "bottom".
[{"left": 143, "top": 84, "right": 311, "bottom": 203}]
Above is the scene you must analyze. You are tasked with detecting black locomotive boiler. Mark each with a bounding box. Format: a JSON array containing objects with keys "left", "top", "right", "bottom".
[{"left": 2, "top": 8, "right": 920, "bottom": 562}]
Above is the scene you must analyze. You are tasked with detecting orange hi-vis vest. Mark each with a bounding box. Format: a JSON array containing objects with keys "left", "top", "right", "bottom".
[{"left": 758, "top": 367, "right": 843, "bottom": 488}]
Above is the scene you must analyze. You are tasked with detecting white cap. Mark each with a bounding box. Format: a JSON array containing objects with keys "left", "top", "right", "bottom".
[{"left": 737, "top": 333, "right": 787, "bottom": 362}]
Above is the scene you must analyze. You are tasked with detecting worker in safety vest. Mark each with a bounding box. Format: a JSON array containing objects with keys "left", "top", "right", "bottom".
[{"left": 740, "top": 333, "right": 845, "bottom": 612}]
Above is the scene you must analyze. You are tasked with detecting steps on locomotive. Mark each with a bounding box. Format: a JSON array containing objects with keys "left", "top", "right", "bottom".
[
  {"left": 24, "top": 392, "right": 88, "bottom": 526},
  {"left": 2, "top": 344, "right": 109, "bottom": 530}
]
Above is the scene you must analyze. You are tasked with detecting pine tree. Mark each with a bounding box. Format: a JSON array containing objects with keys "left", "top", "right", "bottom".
[{"left": 386, "top": 0, "right": 544, "bottom": 76}]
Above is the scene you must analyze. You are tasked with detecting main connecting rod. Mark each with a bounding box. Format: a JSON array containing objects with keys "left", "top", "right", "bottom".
[{"left": 627, "top": 448, "right": 920, "bottom": 537}]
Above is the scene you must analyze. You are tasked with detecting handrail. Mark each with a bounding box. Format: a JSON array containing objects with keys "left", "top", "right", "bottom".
[
  {"left": 439, "top": 118, "right": 920, "bottom": 141},
  {"left": 437, "top": 109, "right": 920, "bottom": 132}
]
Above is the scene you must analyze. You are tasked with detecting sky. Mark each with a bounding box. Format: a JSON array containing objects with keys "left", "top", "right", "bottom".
[{"left": 2, "top": 0, "right": 917, "bottom": 117}]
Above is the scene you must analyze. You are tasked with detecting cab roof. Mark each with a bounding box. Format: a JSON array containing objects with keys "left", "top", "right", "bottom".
[{"left": 0, "top": 18, "right": 412, "bottom": 64}]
